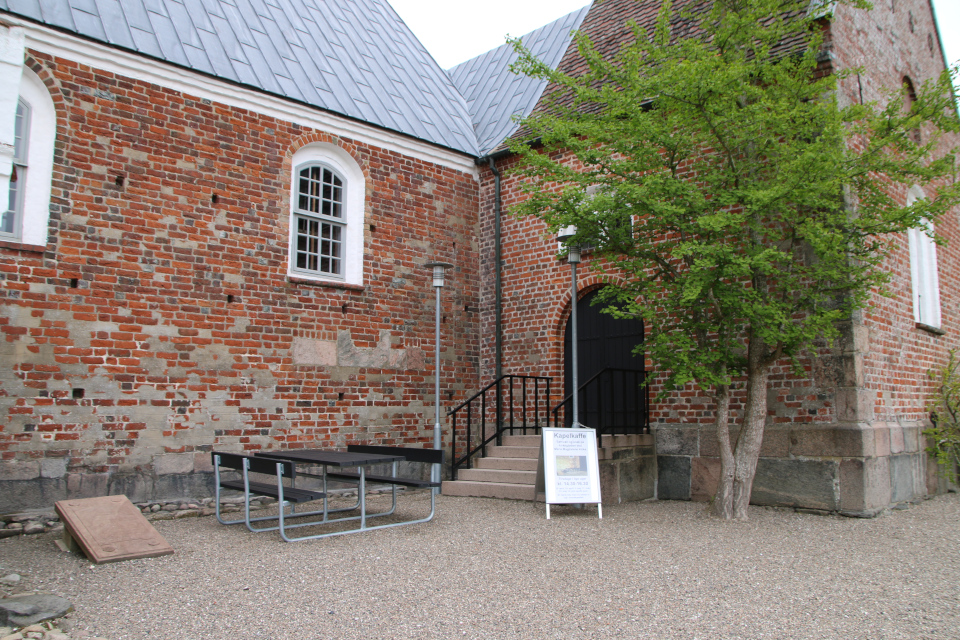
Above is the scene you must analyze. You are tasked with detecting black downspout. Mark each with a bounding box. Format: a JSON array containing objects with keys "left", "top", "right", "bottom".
[
  {"left": 489, "top": 157, "right": 503, "bottom": 381},
  {"left": 489, "top": 157, "right": 504, "bottom": 445}
]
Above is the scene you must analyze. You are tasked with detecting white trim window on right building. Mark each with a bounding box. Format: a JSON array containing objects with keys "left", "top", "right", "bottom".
[{"left": 907, "top": 185, "right": 942, "bottom": 331}]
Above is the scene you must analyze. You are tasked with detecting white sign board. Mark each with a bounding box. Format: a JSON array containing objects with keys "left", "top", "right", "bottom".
[{"left": 540, "top": 428, "right": 602, "bottom": 518}]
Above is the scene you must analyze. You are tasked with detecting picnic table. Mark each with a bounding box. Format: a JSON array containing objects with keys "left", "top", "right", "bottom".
[{"left": 212, "top": 446, "right": 442, "bottom": 542}]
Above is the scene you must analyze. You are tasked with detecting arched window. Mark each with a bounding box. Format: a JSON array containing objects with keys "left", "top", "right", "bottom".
[
  {"left": 1, "top": 99, "right": 28, "bottom": 237},
  {"left": 1, "top": 66, "right": 56, "bottom": 247},
  {"left": 294, "top": 163, "right": 345, "bottom": 277},
  {"left": 288, "top": 144, "right": 365, "bottom": 285},
  {"left": 907, "top": 185, "right": 941, "bottom": 330},
  {"left": 903, "top": 77, "right": 921, "bottom": 144}
]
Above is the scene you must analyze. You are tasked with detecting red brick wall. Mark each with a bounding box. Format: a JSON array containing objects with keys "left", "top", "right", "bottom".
[
  {"left": 480, "top": 151, "right": 842, "bottom": 431},
  {"left": 479, "top": 0, "right": 959, "bottom": 511},
  {"left": 832, "top": 0, "right": 959, "bottom": 425},
  {"left": 0, "top": 51, "right": 480, "bottom": 506}
]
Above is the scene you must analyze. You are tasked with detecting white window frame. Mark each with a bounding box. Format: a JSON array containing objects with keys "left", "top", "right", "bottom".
[
  {"left": 292, "top": 163, "right": 346, "bottom": 279},
  {"left": 1, "top": 66, "right": 55, "bottom": 246},
  {"left": 288, "top": 143, "right": 365, "bottom": 286},
  {"left": 2, "top": 98, "right": 28, "bottom": 238},
  {"left": 907, "top": 185, "right": 942, "bottom": 330}
]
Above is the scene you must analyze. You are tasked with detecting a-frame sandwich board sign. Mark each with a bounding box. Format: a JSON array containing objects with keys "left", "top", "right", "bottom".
[{"left": 536, "top": 427, "right": 602, "bottom": 520}]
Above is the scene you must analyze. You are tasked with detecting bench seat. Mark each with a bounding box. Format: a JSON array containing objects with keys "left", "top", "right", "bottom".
[
  {"left": 324, "top": 471, "right": 440, "bottom": 488},
  {"left": 212, "top": 451, "right": 329, "bottom": 535},
  {"left": 218, "top": 479, "right": 325, "bottom": 503}
]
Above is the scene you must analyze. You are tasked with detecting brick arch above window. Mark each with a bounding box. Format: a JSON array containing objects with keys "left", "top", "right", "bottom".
[
  {"left": 24, "top": 55, "right": 66, "bottom": 109},
  {"left": 287, "top": 133, "right": 367, "bottom": 178},
  {"left": 550, "top": 275, "right": 630, "bottom": 342},
  {"left": 287, "top": 142, "right": 366, "bottom": 287}
]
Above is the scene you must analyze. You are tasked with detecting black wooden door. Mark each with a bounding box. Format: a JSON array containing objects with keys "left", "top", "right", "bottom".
[{"left": 563, "top": 288, "right": 646, "bottom": 429}]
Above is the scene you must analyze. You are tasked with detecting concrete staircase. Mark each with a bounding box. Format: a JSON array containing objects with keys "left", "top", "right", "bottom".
[{"left": 441, "top": 434, "right": 541, "bottom": 500}]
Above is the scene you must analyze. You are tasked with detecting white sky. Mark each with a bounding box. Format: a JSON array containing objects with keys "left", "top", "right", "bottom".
[
  {"left": 932, "top": 0, "right": 960, "bottom": 69},
  {"left": 389, "top": 0, "right": 593, "bottom": 69},
  {"left": 390, "top": 0, "right": 960, "bottom": 71}
]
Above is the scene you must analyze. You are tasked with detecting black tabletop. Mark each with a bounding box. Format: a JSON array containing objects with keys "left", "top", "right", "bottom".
[{"left": 254, "top": 449, "right": 403, "bottom": 467}]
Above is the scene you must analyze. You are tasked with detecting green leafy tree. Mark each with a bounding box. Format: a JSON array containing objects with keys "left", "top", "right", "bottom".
[
  {"left": 926, "top": 351, "right": 960, "bottom": 486},
  {"left": 509, "top": 0, "right": 960, "bottom": 519}
]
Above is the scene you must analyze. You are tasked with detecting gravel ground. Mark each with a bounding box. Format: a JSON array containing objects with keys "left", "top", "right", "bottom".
[{"left": 1, "top": 492, "right": 959, "bottom": 640}]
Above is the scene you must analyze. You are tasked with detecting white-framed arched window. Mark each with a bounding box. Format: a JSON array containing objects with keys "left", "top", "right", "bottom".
[
  {"left": 907, "top": 185, "right": 941, "bottom": 330},
  {"left": 2, "top": 98, "right": 28, "bottom": 237},
  {"left": 1, "top": 66, "right": 56, "bottom": 247},
  {"left": 288, "top": 143, "right": 365, "bottom": 286}
]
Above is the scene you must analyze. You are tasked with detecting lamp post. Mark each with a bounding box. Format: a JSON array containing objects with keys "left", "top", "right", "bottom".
[
  {"left": 556, "top": 227, "right": 583, "bottom": 429},
  {"left": 424, "top": 261, "right": 453, "bottom": 491}
]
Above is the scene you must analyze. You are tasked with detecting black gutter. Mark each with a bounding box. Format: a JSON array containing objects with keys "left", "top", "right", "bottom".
[
  {"left": 476, "top": 140, "right": 540, "bottom": 381},
  {"left": 487, "top": 156, "right": 503, "bottom": 380}
]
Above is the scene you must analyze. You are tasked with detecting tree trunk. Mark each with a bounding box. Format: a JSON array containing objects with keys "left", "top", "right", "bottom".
[
  {"left": 730, "top": 332, "right": 772, "bottom": 520},
  {"left": 712, "top": 383, "right": 735, "bottom": 519}
]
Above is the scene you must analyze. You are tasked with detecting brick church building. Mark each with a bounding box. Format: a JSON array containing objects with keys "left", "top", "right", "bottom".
[{"left": 1, "top": 0, "right": 956, "bottom": 515}]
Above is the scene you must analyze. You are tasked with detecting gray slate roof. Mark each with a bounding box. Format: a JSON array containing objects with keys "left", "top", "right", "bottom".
[
  {"left": 447, "top": 5, "right": 590, "bottom": 156},
  {"left": 0, "top": 0, "right": 479, "bottom": 155}
]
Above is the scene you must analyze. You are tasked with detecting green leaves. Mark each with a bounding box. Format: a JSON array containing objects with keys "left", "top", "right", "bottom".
[
  {"left": 509, "top": 0, "right": 959, "bottom": 395},
  {"left": 926, "top": 351, "right": 960, "bottom": 485}
]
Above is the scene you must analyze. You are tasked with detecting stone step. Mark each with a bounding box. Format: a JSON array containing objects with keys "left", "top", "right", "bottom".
[
  {"left": 457, "top": 468, "right": 537, "bottom": 485},
  {"left": 596, "top": 433, "right": 655, "bottom": 448},
  {"left": 441, "top": 480, "right": 537, "bottom": 501},
  {"left": 475, "top": 457, "right": 539, "bottom": 472},
  {"left": 486, "top": 445, "right": 539, "bottom": 458},
  {"left": 500, "top": 434, "right": 543, "bottom": 447}
]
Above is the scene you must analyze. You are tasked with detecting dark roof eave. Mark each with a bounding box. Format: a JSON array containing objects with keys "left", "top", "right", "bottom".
[
  {"left": 476, "top": 147, "right": 514, "bottom": 164},
  {"left": 476, "top": 136, "right": 544, "bottom": 165}
]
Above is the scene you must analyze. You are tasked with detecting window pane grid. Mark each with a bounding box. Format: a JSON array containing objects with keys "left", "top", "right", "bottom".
[
  {"left": 13, "top": 99, "right": 28, "bottom": 163},
  {"left": 2, "top": 167, "right": 20, "bottom": 235},
  {"left": 293, "top": 163, "right": 346, "bottom": 278},
  {"left": 297, "top": 165, "right": 343, "bottom": 221},
  {"left": 295, "top": 215, "right": 342, "bottom": 276},
  {"left": 2, "top": 99, "right": 29, "bottom": 238},
  {"left": 910, "top": 220, "right": 942, "bottom": 328}
]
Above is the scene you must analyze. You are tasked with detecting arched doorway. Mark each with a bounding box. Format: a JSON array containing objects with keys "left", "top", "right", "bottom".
[{"left": 562, "top": 288, "right": 648, "bottom": 431}]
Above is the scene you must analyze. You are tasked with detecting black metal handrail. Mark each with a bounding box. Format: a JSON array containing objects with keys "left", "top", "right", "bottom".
[
  {"left": 551, "top": 368, "right": 649, "bottom": 448},
  {"left": 448, "top": 375, "right": 551, "bottom": 480}
]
